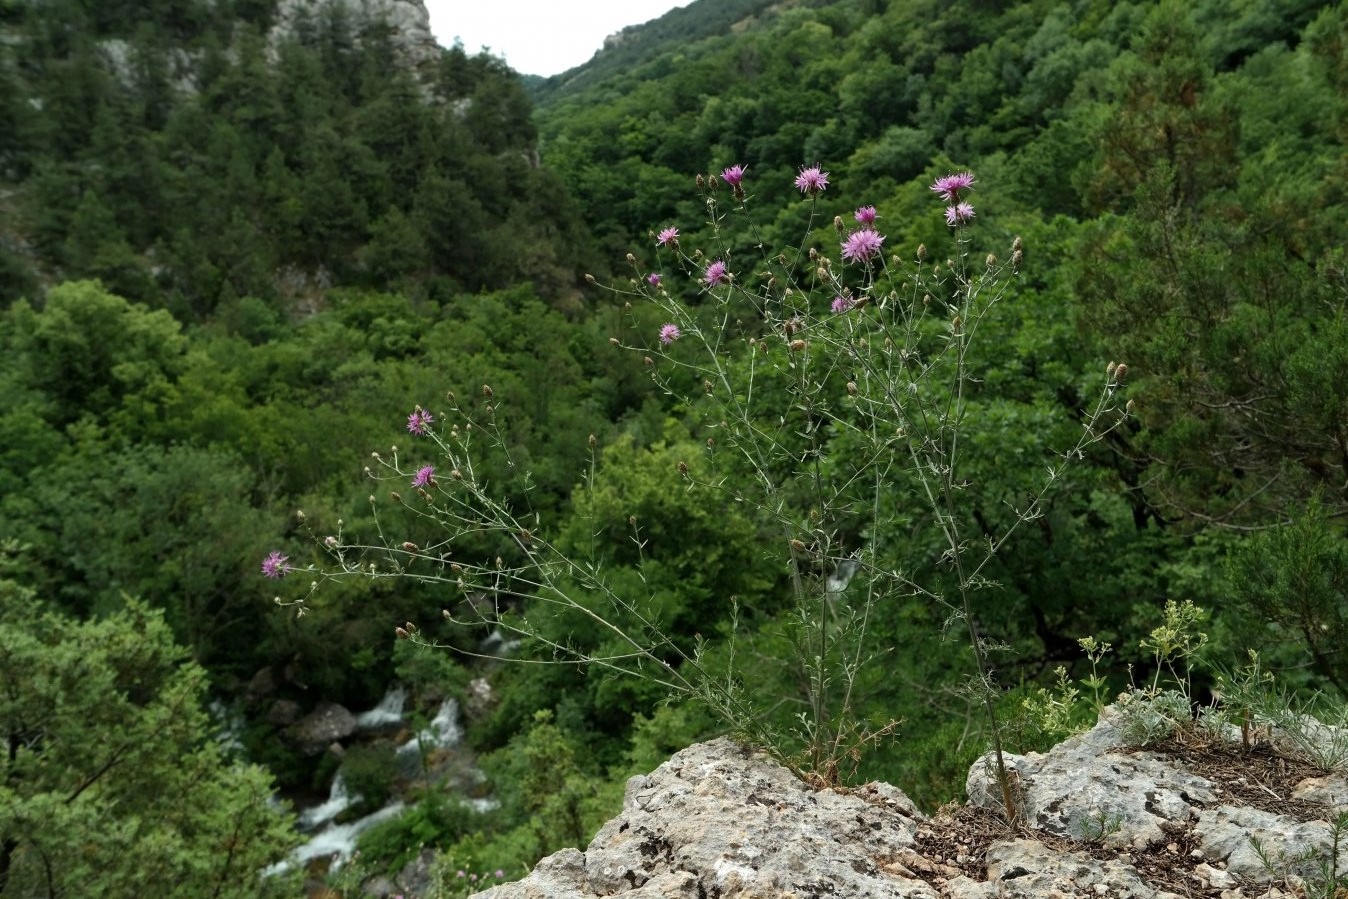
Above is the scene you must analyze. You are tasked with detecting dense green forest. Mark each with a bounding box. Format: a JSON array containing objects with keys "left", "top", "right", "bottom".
[{"left": 1, "top": 0, "right": 1346, "bottom": 894}]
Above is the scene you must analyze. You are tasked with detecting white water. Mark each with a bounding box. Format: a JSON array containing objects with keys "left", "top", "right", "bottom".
[
  {"left": 356, "top": 686, "right": 407, "bottom": 729},
  {"left": 272, "top": 693, "right": 484, "bottom": 874}
]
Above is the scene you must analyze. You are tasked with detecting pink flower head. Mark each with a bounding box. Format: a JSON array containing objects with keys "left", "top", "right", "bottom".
[
  {"left": 412, "top": 465, "right": 436, "bottom": 488},
  {"left": 854, "top": 205, "right": 877, "bottom": 225},
  {"left": 647, "top": 272, "right": 662, "bottom": 287},
  {"left": 841, "top": 228, "right": 886, "bottom": 263},
  {"left": 831, "top": 295, "right": 854, "bottom": 314},
  {"left": 261, "top": 551, "right": 292, "bottom": 579},
  {"left": 931, "top": 171, "right": 976, "bottom": 202},
  {"left": 944, "top": 203, "right": 976, "bottom": 227},
  {"left": 659, "top": 323, "right": 681, "bottom": 345},
  {"left": 656, "top": 227, "right": 679, "bottom": 247},
  {"left": 720, "top": 164, "right": 746, "bottom": 188},
  {"left": 703, "top": 260, "right": 729, "bottom": 287},
  {"left": 406, "top": 408, "right": 434, "bottom": 436},
  {"left": 495, "top": 870, "right": 505, "bottom": 879},
  {"left": 793, "top": 165, "right": 829, "bottom": 195}
]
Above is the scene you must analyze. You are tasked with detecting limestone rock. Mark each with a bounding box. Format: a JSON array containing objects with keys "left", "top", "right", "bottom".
[
  {"left": 473, "top": 738, "right": 937, "bottom": 899},
  {"left": 288, "top": 701, "right": 357, "bottom": 754}
]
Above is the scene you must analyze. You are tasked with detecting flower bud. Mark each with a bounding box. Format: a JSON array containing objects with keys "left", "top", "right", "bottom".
[
  {"left": 442, "top": 609, "right": 452, "bottom": 620},
  {"left": 391, "top": 491, "right": 403, "bottom": 503},
  {"left": 1012, "top": 235, "right": 1024, "bottom": 253},
  {"left": 628, "top": 516, "right": 637, "bottom": 527},
  {"left": 482, "top": 384, "right": 493, "bottom": 398},
  {"left": 1107, "top": 361, "right": 1117, "bottom": 378},
  {"left": 1012, "top": 249, "right": 1023, "bottom": 270},
  {"left": 450, "top": 469, "right": 462, "bottom": 480},
  {"left": 696, "top": 173, "right": 705, "bottom": 188},
  {"left": 677, "top": 461, "right": 689, "bottom": 474},
  {"left": 703, "top": 379, "right": 714, "bottom": 394},
  {"left": 847, "top": 381, "right": 858, "bottom": 396},
  {"left": 585, "top": 273, "right": 595, "bottom": 283},
  {"left": 395, "top": 626, "right": 409, "bottom": 639},
  {"left": 789, "top": 538, "right": 807, "bottom": 552},
  {"left": 626, "top": 253, "right": 636, "bottom": 264},
  {"left": 519, "top": 528, "right": 531, "bottom": 544},
  {"left": 833, "top": 215, "right": 845, "bottom": 233},
  {"left": 403, "top": 542, "right": 418, "bottom": 551},
  {"left": 986, "top": 253, "right": 997, "bottom": 268},
  {"left": 706, "top": 437, "right": 715, "bottom": 448},
  {"left": 1115, "top": 363, "right": 1128, "bottom": 380},
  {"left": 610, "top": 337, "right": 620, "bottom": 346},
  {"left": 1126, "top": 399, "right": 1136, "bottom": 414},
  {"left": 916, "top": 244, "right": 928, "bottom": 262},
  {"left": 643, "top": 356, "right": 654, "bottom": 367},
  {"left": 588, "top": 433, "right": 597, "bottom": 448}
]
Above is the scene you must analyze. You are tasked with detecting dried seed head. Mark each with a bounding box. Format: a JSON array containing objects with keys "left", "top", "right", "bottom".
[
  {"left": 704, "top": 379, "right": 714, "bottom": 394},
  {"left": 789, "top": 339, "right": 807, "bottom": 352},
  {"left": 391, "top": 491, "right": 403, "bottom": 503},
  {"left": 643, "top": 356, "right": 654, "bottom": 367},
  {"left": 1115, "top": 363, "right": 1128, "bottom": 380},
  {"left": 1126, "top": 399, "right": 1136, "bottom": 414},
  {"left": 706, "top": 437, "right": 715, "bottom": 448},
  {"left": 677, "top": 460, "right": 689, "bottom": 474},
  {"left": 816, "top": 266, "right": 828, "bottom": 280},
  {"left": 1012, "top": 249, "right": 1023, "bottom": 270},
  {"left": 809, "top": 246, "right": 819, "bottom": 260},
  {"left": 588, "top": 433, "right": 597, "bottom": 448},
  {"left": 1107, "top": 361, "right": 1117, "bottom": 378},
  {"left": 403, "top": 542, "right": 418, "bottom": 551},
  {"left": 482, "top": 384, "right": 493, "bottom": 398},
  {"left": 696, "top": 173, "right": 705, "bottom": 188},
  {"left": 789, "top": 538, "right": 807, "bottom": 552},
  {"left": 986, "top": 253, "right": 997, "bottom": 268},
  {"left": 1012, "top": 235, "right": 1024, "bottom": 253},
  {"left": 519, "top": 528, "right": 531, "bottom": 544},
  {"left": 450, "top": 469, "right": 462, "bottom": 480},
  {"left": 395, "top": 626, "right": 410, "bottom": 639},
  {"left": 708, "top": 174, "right": 718, "bottom": 190},
  {"left": 847, "top": 381, "right": 858, "bottom": 396}
]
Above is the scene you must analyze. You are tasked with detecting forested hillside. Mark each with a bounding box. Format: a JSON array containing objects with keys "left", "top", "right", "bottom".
[{"left": 1, "top": 0, "right": 1346, "bottom": 894}]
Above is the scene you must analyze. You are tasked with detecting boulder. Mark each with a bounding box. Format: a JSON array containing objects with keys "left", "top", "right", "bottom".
[
  {"left": 288, "top": 701, "right": 357, "bottom": 754},
  {"left": 476, "top": 708, "right": 1347, "bottom": 899}
]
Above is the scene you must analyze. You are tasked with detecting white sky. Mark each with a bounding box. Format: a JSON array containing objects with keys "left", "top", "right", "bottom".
[{"left": 422, "top": 0, "right": 690, "bottom": 77}]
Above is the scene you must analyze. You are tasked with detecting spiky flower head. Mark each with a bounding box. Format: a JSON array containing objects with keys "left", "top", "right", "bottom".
[
  {"left": 930, "top": 171, "right": 976, "bottom": 202},
  {"left": 659, "top": 323, "right": 681, "bottom": 345},
  {"left": 406, "top": 408, "right": 434, "bottom": 436},
  {"left": 944, "top": 203, "right": 976, "bottom": 227},
  {"left": 854, "top": 205, "right": 877, "bottom": 225},
  {"left": 831, "top": 295, "right": 854, "bottom": 314},
  {"left": 656, "top": 227, "right": 679, "bottom": 247},
  {"left": 412, "top": 465, "right": 436, "bottom": 488},
  {"left": 793, "top": 165, "right": 829, "bottom": 195},
  {"left": 647, "top": 272, "right": 662, "bottom": 287},
  {"left": 703, "top": 260, "right": 729, "bottom": 287},
  {"left": 841, "top": 228, "right": 886, "bottom": 263},
  {"left": 720, "top": 164, "right": 746, "bottom": 188},
  {"left": 261, "top": 551, "right": 292, "bottom": 579}
]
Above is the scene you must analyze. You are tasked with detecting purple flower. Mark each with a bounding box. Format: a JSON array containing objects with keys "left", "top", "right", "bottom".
[
  {"left": 720, "top": 164, "right": 746, "bottom": 187},
  {"left": 659, "top": 323, "right": 681, "bottom": 345},
  {"left": 841, "top": 228, "right": 886, "bottom": 263},
  {"left": 831, "top": 295, "right": 854, "bottom": 314},
  {"left": 944, "top": 203, "right": 976, "bottom": 227},
  {"left": 456, "top": 871, "right": 466, "bottom": 879},
  {"left": 647, "top": 272, "right": 662, "bottom": 287},
  {"left": 656, "top": 227, "right": 679, "bottom": 247},
  {"left": 412, "top": 465, "right": 436, "bottom": 488},
  {"left": 854, "top": 206, "right": 877, "bottom": 225},
  {"left": 793, "top": 165, "right": 829, "bottom": 195},
  {"left": 495, "top": 870, "right": 505, "bottom": 879},
  {"left": 406, "top": 408, "right": 434, "bottom": 436},
  {"left": 261, "top": 551, "right": 292, "bottom": 579},
  {"left": 931, "top": 171, "right": 976, "bottom": 202},
  {"left": 703, "top": 260, "right": 729, "bottom": 287}
]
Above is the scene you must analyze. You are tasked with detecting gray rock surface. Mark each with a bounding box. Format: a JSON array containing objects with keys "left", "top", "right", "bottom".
[
  {"left": 272, "top": 0, "right": 441, "bottom": 70},
  {"left": 473, "top": 710, "right": 1346, "bottom": 899},
  {"left": 288, "top": 700, "right": 357, "bottom": 753}
]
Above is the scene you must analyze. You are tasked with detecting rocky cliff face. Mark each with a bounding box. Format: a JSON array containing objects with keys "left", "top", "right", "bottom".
[
  {"left": 271, "top": 0, "right": 441, "bottom": 71},
  {"left": 474, "top": 710, "right": 1348, "bottom": 899}
]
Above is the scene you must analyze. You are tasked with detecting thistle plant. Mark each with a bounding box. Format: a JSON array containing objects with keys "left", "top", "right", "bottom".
[{"left": 268, "top": 164, "right": 1132, "bottom": 816}]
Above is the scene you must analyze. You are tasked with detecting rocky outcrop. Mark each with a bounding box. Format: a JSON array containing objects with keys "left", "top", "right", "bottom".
[
  {"left": 475, "top": 710, "right": 1348, "bottom": 899},
  {"left": 271, "top": 0, "right": 441, "bottom": 71},
  {"left": 288, "top": 701, "right": 357, "bottom": 754}
]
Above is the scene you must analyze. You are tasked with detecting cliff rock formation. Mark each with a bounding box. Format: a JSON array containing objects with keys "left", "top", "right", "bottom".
[{"left": 475, "top": 710, "right": 1347, "bottom": 899}]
